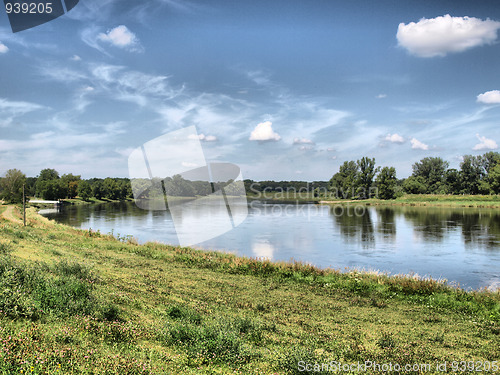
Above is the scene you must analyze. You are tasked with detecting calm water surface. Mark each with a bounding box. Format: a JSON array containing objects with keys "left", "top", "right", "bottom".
[{"left": 40, "top": 201, "right": 500, "bottom": 290}]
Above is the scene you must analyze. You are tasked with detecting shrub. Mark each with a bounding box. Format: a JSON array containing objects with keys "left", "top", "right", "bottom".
[{"left": 377, "top": 332, "right": 396, "bottom": 349}]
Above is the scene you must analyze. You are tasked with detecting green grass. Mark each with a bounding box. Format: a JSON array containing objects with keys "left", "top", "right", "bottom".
[
  {"left": 250, "top": 191, "right": 500, "bottom": 207},
  {"left": 0, "top": 206, "right": 498, "bottom": 374},
  {"left": 320, "top": 194, "right": 500, "bottom": 208}
]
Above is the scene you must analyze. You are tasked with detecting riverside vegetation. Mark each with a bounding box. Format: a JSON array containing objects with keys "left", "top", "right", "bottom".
[{"left": 0, "top": 204, "right": 498, "bottom": 374}]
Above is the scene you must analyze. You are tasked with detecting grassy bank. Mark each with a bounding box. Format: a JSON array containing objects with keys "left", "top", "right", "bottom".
[
  {"left": 318, "top": 194, "right": 500, "bottom": 208},
  {"left": 248, "top": 192, "right": 500, "bottom": 208},
  {"left": 0, "top": 204, "right": 498, "bottom": 374}
]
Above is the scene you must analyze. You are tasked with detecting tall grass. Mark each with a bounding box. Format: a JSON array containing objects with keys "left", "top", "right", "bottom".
[
  {"left": 167, "top": 246, "right": 500, "bottom": 322},
  {"left": 0, "top": 256, "right": 101, "bottom": 320}
]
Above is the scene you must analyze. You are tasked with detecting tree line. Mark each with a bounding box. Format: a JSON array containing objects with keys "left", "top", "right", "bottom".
[
  {"left": 329, "top": 152, "right": 500, "bottom": 200},
  {"left": 0, "top": 168, "right": 133, "bottom": 203},
  {"left": 0, "top": 152, "right": 499, "bottom": 204}
]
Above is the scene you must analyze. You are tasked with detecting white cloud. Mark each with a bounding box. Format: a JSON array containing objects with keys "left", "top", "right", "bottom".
[
  {"left": 249, "top": 121, "right": 281, "bottom": 142},
  {"left": 204, "top": 135, "right": 217, "bottom": 142},
  {"left": 293, "top": 137, "right": 315, "bottom": 145},
  {"left": 97, "top": 25, "right": 142, "bottom": 52},
  {"left": 397, "top": 15, "right": 500, "bottom": 57},
  {"left": 0, "top": 98, "right": 44, "bottom": 126},
  {"left": 410, "top": 138, "right": 429, "bottom": 150},
  {"left": 477, "top": 90, "right": 500, "bottom": 104},
  {"left": 70, "top": 54, "right": 81, "bottom": 61},
  {"left": 188, "top": 133, "right": 217, "bottom": 142},
  {"left": 473, "top": 134, "right": 498, "bottom": 150},
  {"left": 0, "top": 98, "right": 42, "bottom": 114},
  {"left": 385, "top": 133, "right": 405, "bottom": 143},
  {"left": 0, "top": 42, "right": 8, "bottom": 54},
  {"left": 376, "top": 94, "right": 387, "bottom": 99}
]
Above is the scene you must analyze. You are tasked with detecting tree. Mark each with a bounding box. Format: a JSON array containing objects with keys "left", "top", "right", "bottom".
[
  {"left": 103, "top": 178, "right": 118, "bottom": 199},
  {"left": 38, "top": 180, "right": 68, "bottom": 200},
  {"left": 77, "top": 180, "right": 92, "bottom": 201},
  {"left": 460, "top": 155, "right": 484, "bottom": 195},
  {"left": 36, "top": 168, "right": 60, "bottom": 198},
  {"left": 375, "top": 166, "right": 397, "bottom": 200},
  {"left": 356, "top": 157, "right": 379, "bottom": 198},
  {"left": 68, "top": 181, "right": 79, "bottom": 199},
  {"left": 403, "top": 176, "right": 427, "bottom": 194},
  {"left": 480, "top": 152, "right": 500, "bottom": 194},
  {"left": 482, "top": 152, "right": 500, "bottom": 174},
  {"left": 0, "top": 169, "right": 26, "bottom": 203},
  {"left": 116, "top": 180, "right": 129, "bottom": 200},
  {"left": 411, "top": 157, "right": 449, "bottom": 194},
  {"left": 444, "top": 168, "right": 461, "bottom": 195},
  {"left": 62, "top": 174, "right": 81, "bottom": 199},
  {"left": 164, "top": 175, "right": 196, "bottom": 197},
  {"left": 485, "top": 163, "right": 500, "bottom": 194},
  {"left": 25, "top": 177, "right": 37, "bottom": 197},
  {"left": 38, "top": 168, "right": 59, "bottom": 181},
  {"left": 92, "top": 180, "right": 104, "bottom": 200},
  {"left": 329, "top": 161, "right": 358, "bottom": 199}
]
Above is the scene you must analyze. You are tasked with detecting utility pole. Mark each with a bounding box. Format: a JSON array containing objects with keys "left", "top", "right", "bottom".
[{"left": 23, "top": 184, "right": 26, "bottom": 227}]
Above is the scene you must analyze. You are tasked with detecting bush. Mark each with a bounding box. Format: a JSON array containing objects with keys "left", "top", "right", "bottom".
[
  {"left": 0, "top": 257, "right": 100, "bottom": 320},
  {"left": 0, "top": 242, "right": 13, "bottom": 255}
]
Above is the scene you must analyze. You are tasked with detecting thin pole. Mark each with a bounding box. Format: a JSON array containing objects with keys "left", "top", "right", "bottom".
[{"left": 23, "top": 184, "right": 26, "bottom": 226}]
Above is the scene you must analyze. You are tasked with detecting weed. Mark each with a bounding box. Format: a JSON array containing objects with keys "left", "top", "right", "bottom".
[
  {"left": 377, "top": 332, "right": 396, "bottom": 349},
  {"left": 0, "top": 241, "right": 13, "bottom": 254},
  {"left": 430, "top": 331, "right": 445, "bottom": 344}
]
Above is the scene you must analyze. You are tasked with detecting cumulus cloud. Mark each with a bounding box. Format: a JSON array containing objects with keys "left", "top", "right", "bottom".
[
  {"left": 293, "top": 137, "right": 315, "bottom": 145},
  {"left": 98, "top": 25, "right": 142, "bottom": 51},
  {"left": 477, "top": 90, "right": 500, "bottom": 104},
  {"left": 189, "top": 133, "right": 217, "bottom": 142},
  {"left": 473, "top": 134, "right": 498, "bottom": 150},
  {"left": 0, "top": 42, "right": 8, "bottom": 54},
  {"left": 397, "top": 15, "right": 500, "bottom": 57},
  {"left": 249, "top": 121, "right": 281, "bottom": 142},
  {"left": 385, "top": 133, "right": 405, "bottom": 143},
  {"left": 410, "top": 138, "right": 429, "bottom": 150},
  {"left": 376, "top": 94, "right": 387, "bottom": 99},
  {"left": 70, "top": 54, "right": 81, "bottom": 61}
]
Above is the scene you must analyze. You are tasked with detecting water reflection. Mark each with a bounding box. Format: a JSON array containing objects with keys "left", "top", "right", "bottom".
[
  {"left": 327, "top": 205, "right": 500, "bottom": 250},
  {"left": 252, "top": 241, "right": 275, "bottom": 259},
  {"left": 330, "top": 205, "right": 375, "bottom": 248},
  {"left": 375, "top": 208, "right": 396, "bottom": 238}
]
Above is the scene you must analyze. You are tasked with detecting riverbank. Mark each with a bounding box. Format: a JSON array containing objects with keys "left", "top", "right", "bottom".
[
  {"left": 0, "top": 204, "right": 498, "bottom": 374},
  {"left": 319, "top": 194, "right": 500, "bottom": 208},
  {"left": 248, "top": 192, "right": 500, "bottom": 208}
]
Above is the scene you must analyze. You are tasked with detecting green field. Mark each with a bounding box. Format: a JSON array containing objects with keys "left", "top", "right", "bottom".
[
  {"left": 248, "top": 192, "right": 500, "bottom": 208},
  {"left": 0, "top": 205, "right": 498, "bottom": 374}
]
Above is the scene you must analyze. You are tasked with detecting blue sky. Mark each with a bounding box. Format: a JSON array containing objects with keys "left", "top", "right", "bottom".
[{"left": 0, "top": 0, "right": 499, "bottom": 180}]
